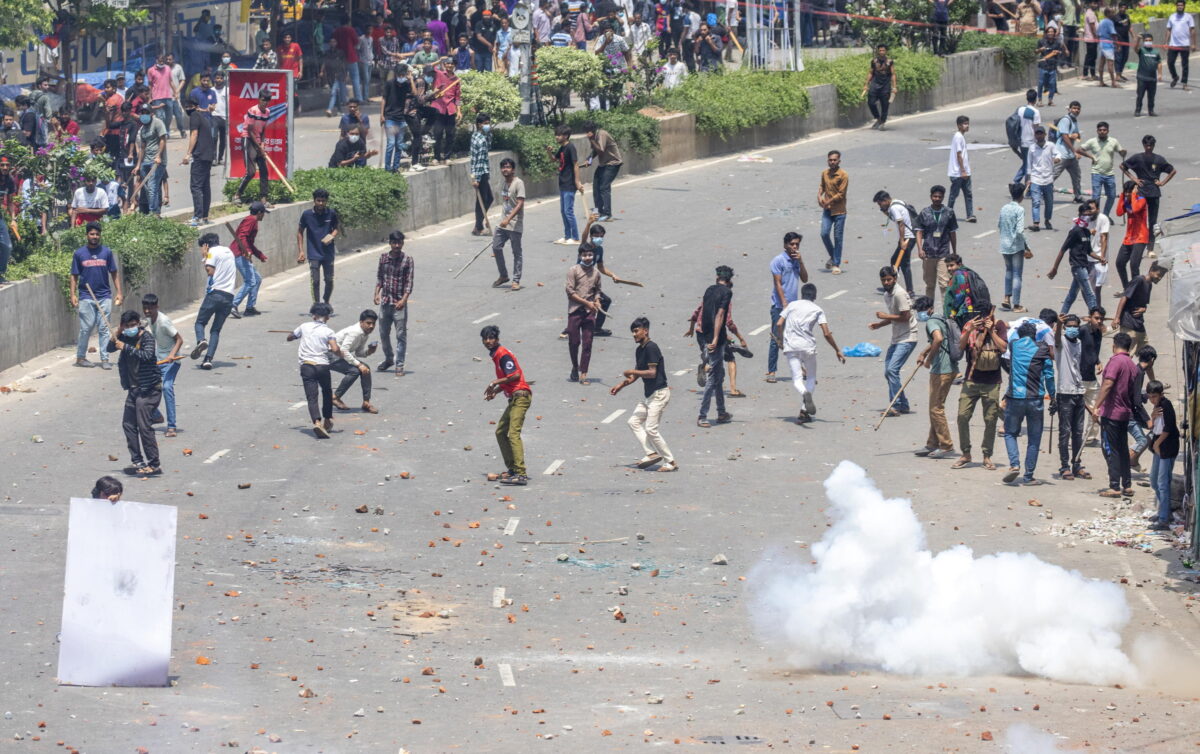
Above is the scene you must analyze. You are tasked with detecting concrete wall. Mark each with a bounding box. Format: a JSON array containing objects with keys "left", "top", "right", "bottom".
[{"left": 0, "top": 46, "right": 1046, "bottom": 374}]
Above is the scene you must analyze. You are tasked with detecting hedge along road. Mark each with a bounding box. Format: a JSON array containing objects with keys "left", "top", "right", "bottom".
[{"left": 4, "top": 79, "right": 1200, "bottom": 751}]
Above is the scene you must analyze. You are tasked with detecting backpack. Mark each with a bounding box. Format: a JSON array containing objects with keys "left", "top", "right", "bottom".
[
  {"left": 1005, "top": 107, "right": 1033, "bottom": 155},
  {"left": 931, "top": 314, "right": 965, "bottom": 363},
  {"left": 961, "top": 267, "right": 992, "bottom": 313},
  {"left": 889, "top": 199, "right": 919, "bottom": 228}
]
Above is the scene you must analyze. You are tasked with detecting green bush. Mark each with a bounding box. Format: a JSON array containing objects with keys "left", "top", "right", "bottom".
[
  {"left": 1129, "top": 3, "right": 1199, "bottom": 24},
  {"left": 565, "top": 109, "right": 661, "bottom": 155},
  {"left": 222, "top": 177, "right": 297, "bottom": 205},
  {"left": 458, "top": 70, "right": 522, "bottom": 123},
  {"left": 660, "top": 69, "right": 812, "bottom": 138},
  {"left": 223, "top": 167, "right": 408, "bottom": 229},
  {"left": 795, "top": 49, "right": 943, "bottom": 109},
  {"left": 57, "top": 213, "right": 199, "bottom": 291},
  {"left": 957, "top": 31, "right": 1039, "bottom": 73},
  {"left": 492, "top": 124, "right": 559, "bottom": 180},
  {"left": 535, "top": 46, "right": 606, "bottom": 99}
]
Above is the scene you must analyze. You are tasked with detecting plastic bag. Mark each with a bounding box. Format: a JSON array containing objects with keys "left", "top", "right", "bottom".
[{"left": 843, "top": 342, "right": 882, "bottom": 358}]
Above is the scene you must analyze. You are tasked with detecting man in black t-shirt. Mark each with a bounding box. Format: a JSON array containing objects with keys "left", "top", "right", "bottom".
[
  {"left": 611, "top": 316, "right": 677, "bottom": 471},
  {"left": 471, "top": 9, "right": 499, "bottom": 71},
  {"left": 382, "top": 66, "right": 414, "bottom": 172},
  {"left": 1120, "top": 134, "right": 1177, "bottom": 252},
  {"left": 182, "top": 97, "right": 217, "bottom": 225},
  {"left": 546, "top": 124, "right": 582, "bottom": 243},
  {"left": 697, "top": 265, "right": 735, "bottom": 428},
  {"left": 1112, "top": 262, "right": 1166, "bottom": 376}
]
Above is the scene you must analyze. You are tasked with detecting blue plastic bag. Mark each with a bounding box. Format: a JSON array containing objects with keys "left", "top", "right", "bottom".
[{"left": 843, "top": 342, "right": 882, "bottom": 358}]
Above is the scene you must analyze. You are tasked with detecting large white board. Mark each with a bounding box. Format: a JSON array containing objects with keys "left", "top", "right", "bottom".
[{"left": 57, "top": 497, "right": 177, "bottom": 687}]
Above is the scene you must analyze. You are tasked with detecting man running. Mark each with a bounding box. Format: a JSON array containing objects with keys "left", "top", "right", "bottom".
[
  {"left": 287, "top": 302, "right": 342, "bottom": 439},
  {"left": 775, "top": 283, "right": 845, "bottom": 423},
  {"left": 482, "top": 325, "right": 532, "bottom": 486},
  {"left": 191, "top": 232, "right": 236, "bottom": 370},
  {"left": 766, "top": 231, "right": 809, "bottom": 384},
  {"left": 697, "top": 265, "right": 735, "bottom": 428},
  {"left": 611, "top": 317, "right": 677, "bottom": 472}
]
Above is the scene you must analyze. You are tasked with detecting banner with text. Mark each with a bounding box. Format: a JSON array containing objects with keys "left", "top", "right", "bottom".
[{"left": 227, "top": 68, "right": 294, "bottom": 182}]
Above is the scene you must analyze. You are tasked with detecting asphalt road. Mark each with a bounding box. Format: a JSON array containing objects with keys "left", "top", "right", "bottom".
[{"left": 3, "top": 77, "right": 1200, "bottom": 752}]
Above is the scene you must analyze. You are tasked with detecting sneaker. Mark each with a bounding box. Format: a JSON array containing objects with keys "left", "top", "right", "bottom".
[
  {"left": 243, "top": 306, "right": 261, "bottom": 316},
  {"left": 914, "top": 446, "right": 936, "bottom": 457},
  {"left": 831, "top": 266, "right": 842, "bottom": 275},
  {"left": 1003, "top": 469, "right": 1021, "bottom": 484},
  {"left": 1148, "top": 521, "right": 1170, "bottom": 531},
  {"left": 966, "top": 216, "right": 978, "bottom": 223},
  {"left": 802, "top": 392, "right": 816, "bottom": 416},
  {"left": 569, "top": 369, "right": 579, "bottom": 382},
  {"left": 313, "top": 420, "right": 330, "bottom": 439},
  {"left": 696, "top": 361, "right": 707, "bottom": 387},
  {"left": 74, "top": 358, "right": 92, "bottom": 368},
  {"left": 229, "top": 307, "right": 242, "bottom": 319},
  {"left": 200, "top": 361, "right": 213, "bottom": 370},
  {"left": 1044, "top": 221, "right": 1053, "bottom": 231},
  {"left": 187, "top": 217, "right": 203, "bottom": 227},
  {"left": 492, "top": 276, "right": 511, "bottom": 288},
  {"left": 411, "top": 163, "right": 426, "bottom": 172},
  {"left": 500, "top": 474, "right": 528, "bottom": 486},
  {"left": 377, "top": 360, "right": 395, "bottom": 372},
  {"left": 594, "top": 328, "right": 612, "bottom": 337},
  {"left": 99, "top": 361, "right": 112, "bottom": 371},
  {"left": 190, "top": 339, "right": 208, "bottom": 359},
  {"left": 1134, "top": 109, "right": 1143, "bottom": 117},
  {"left": 715, "top": 412, "right": 733, "bottom": 424},
  {"left": 824, "top": 260, "right": 833, "bottom": 270}
]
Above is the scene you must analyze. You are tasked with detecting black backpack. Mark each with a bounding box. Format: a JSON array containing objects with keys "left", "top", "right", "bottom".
[
  {"left": 1005, "top": 107, "right": 1033, "bottom": 155},
  {"left": 961, "top": 266, "right": 992, "bottom": 313}
]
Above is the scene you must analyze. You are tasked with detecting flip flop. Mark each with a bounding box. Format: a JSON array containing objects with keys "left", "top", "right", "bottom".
[
  {"left": 164, "top": 428, "right": 177, "bottom": 437},
  {"left": 729, "top": 390, "right": 746, "bottom": 397},
  {"left": 764, "top": 374, "right": 777, "bottom": 384},
  {"left": 982, "top": 460, "right": 996, "bottom": 471},
  {"left": 1075, "top": 469, "right": 1092, "bottom": 480},
  {"left": 1099, "top": 489, "right": 1122, "bottom": 498},
  {"left": 696, "top": 418, "right": 711, "bottom": 428},
  {"left": 950, "top": 458, "right": 971, "bottom": 469}
]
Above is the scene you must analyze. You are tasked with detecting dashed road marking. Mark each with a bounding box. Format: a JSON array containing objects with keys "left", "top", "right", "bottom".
[
  {"left": 673, "top": 368, "right": 690, "bottom": 376},
  {"left": 203, "top": 449, "right": 229, "bottom": 464},
  {"left": 503, "top": 517, "right": 519, "bottom": 536},
  {"left": 601, "top": 409, "right": 626, "bottom": 424},
  {"left": 736, "top": 216, "right": 763, "bottom": 225},
  {"left": 472, "top": 312, "right": 500, "bottom": 324},
  {"left": 543, "top": 459, "right": 565, "bottom": 475},
  {"left": 289, "top": 401, "right": 307, "bottom": 410},
  {"left": 825, "top": 289, "right": 848, "bottom": 300},
  {"left": 749, "top": 324, "right": 771, "bottom": 336},
  {"left": 498, "top": 663, "right": 516, "bottom": 686},
  {"left": 987, "top": 148, "right": 1009, "bottom": 155},
  {"left": 662, "top": 243, "right": 678, "bottom": 249},
  {"left": 919, "top": 167, "right": 931, "bottom": 172},
  {"left": 973, "top": 229, "right": 997, "bottom": 239},
  {"left": 492, "top": 586, "right": 506, "bottom": 608}
]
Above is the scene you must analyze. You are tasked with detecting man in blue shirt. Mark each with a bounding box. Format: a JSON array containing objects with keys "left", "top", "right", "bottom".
[
  {"left": 189, "top": 73, "right": 218, "bottom": 112},
  {"left": 1097, "top": 7, "right": 1120, "bottom": 87},
  {"left": 297, "top": 188, "right": 340, "bottom": 306},
  {"left": 69, "top": 221, "right": 124, "bottom": 369},
  {"left": 765, "top": 232, "right": 809, "bottom": 383},
  {"left": 1003, "top": 321, "right": 1056, "bottom": 485}
]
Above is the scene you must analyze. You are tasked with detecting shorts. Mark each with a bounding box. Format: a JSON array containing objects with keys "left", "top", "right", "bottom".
[
  {"left": 1090, "top": 262, "right": 1109, "bottom": 288},
  {"left": 1099, "top": 46, "right": 1115, "bottom": 60}
]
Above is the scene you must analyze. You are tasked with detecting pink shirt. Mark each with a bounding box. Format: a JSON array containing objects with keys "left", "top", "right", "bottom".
[
  {"left": 243, "top": 104, "right": 269, "bottom": 143},
  {"left": 147, "top": 64, "right": 174, "bottom": 100}
]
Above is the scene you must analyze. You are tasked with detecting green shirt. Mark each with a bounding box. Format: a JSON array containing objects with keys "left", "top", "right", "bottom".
[
  {"left": 410, "top": 50, "right": 439, "bottom": 65},
  {"left": 1136, "top": 46, "right": 1162, "bottom": 82},
  {"left": 1078, "top": 136, "right": 1123, "bottom": 176},
  {"left": 926, "top": 317, "right": 955, "bottom": 375}
]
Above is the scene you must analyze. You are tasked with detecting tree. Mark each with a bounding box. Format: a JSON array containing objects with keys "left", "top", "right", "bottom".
[
  {"left": 45, "top": 0, "right": 151, "bottom": 107},
  {"left": 0, "top": 0, "right": 55, "bottom": 83}
]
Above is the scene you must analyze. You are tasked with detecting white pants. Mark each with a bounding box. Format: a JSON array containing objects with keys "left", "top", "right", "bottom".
[
  {"left": 628, "top": 387, "right": 674, "bottom": 463},
  {"left": 786, "top": 350, "right": 817, "bottom": 398}
]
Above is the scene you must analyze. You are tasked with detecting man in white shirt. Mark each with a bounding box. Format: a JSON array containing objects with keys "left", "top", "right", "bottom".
[
  {"left": 874, "top": 190, "right": 916, "bottom": 297},
  {"left": 662, "top": 49, "right": 687, "bottom": 89},
  {"left": 627, "top": 12, "right": 653, "bottom": 58},
  {"left": 166, "top": 52, "right": 188, "bottom": 139},
  {"left": 1012, "top": 89, "right": 1041, "bottom": 184},
  {"left": 69, "top": 175, "right": 108, "bottom": 226},
  {"left": 142, "top": 293, "right": 184, "bottom": 437},
  {"left": 212, "top": 71, "right": 230, "bottom": 165},
  {"left": 947, "top": 115, "right": 976, "bottom": 223},
  {"left": 1088, "top": 199, "right": 1111, "bottom": 300},
  {"left": 774, "top": 283, "right": 845, "bottom": 423},
  {"left": 1053, "top": 100, "right": 1084, "bottom": 202},
  {"left": 1166, "top": 0, "right": 1195, "bottom": 89},
  {"left": 869, "top": 266, "right": 918, "bottom": 415},
  {"left": 190, "top": 232, "right": 237, "bottom": 370},
  {"left": 287, "top": 302, "right": 343, "bottom": 439},
  {"left": 1025, "top": 125, "right": 1061, "bottom": 231},
  {"left": 682, "top": 8, "right": 702, "bottom": 72},
  {"left": 331, "top": 309, "right": 380, "bottom": 414}
]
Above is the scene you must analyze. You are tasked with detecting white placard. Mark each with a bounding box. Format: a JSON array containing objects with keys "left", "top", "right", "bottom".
[{"left": 57, "top": 497, "right": 177, "bottom": 687}]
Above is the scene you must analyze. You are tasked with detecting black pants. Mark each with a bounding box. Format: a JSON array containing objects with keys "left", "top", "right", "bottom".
[
  {"left": 867, "top": 86, "right": 890, "bottom": 125},
  {"left": 593, "top": 163, "right": 620, "bottom": 217},
  {"left": 1115, "top": 39, "right": 1130, "bottom": 76},
  {"left": 214, "top": 115, "right": 227, "bottom": 162},
  {"left": 1101, "top": 416, "right": 1131, "bottom": 490},
  {"left": 1168, "top": 47, "right": 1190, "bottom": 84},
  {"left": 301, "top": 363, "right": 333, "bottom": 422},
  {"left": 594, "top": 290, "right": 613, "bottom": 331},
  {"left": 123, "top": 387, "right": 162, "bottom": 468},
  {"left": 1116, "top": 243, "right": 1146, "bottom": 289},
  {"left": 1063, "top": 25, "right": 1078, "bottom": 63},
  {"left": 931, "top": 22, "right": 948, "bottom": 55},
  {"left": 474, "top": 175, "right": 493, "bottom": 232},
  {"left": 1083, "top": 42, "right": 1098, "bottom": 77},
  {"left": 891, "top": 237, "right": 916, "bottom": 295},
  {"left": 1056, "top": 393, "right": 1086, "bottom": 472},
  {"left": 405, "top": 114, "right": 425, "bottom": 165},
  {"left": 681, "top": 38, "right": 696, "bottom": 72},
  {"left": 309, "top": 257, "right": 334, "bottom": 303},
  {"left": 237, "top": 142, "right": 269, "bottom": 199},
  {"left": 432, "top": 113, "right": 455, "bottom": 161},
  {"left": 190, "top": 158, "right": 212, "bottom": 220},
  {"left": 1136, "top": 78, "right": 1157, "bottom": 113},
  {"left": 330, "top": 358, "right": 371, "bottom": 401},
  {"left": 1143, "top": 195, "right": 1160, "bottom": 251}
]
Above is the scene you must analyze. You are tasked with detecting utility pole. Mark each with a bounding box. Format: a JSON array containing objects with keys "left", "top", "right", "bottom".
[{"left": 511, "top": 0, "right": 533, "bottom": 125}]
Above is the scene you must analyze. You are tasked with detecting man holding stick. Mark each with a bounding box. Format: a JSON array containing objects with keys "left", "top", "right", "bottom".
[
  {"left": 69, "top": 221, "right": 123, "bottom": 370},
  {"left": 492, "top": 158, "right": 525, "bottom": 291},
  {"left": 235, "top": 91, "right": 273, "bottom": 205},
  {"left": 868, "top": 266, "right": 918, "bottom": 417},
  {"left": 142, "top": 293, "right": 184, "bottom": 438},
  {"left": 469, "top": 112, "right": 494, "bottom": 236}
]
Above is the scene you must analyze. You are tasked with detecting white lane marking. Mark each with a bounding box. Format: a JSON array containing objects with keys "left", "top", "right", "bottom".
[
  {"left": 662, "top": 243, "right": 678, "bottom": 249},
  {"left": 673, "top": 369, "right": 690, "bottom": 376},
  {"left": 919, "top": 167, "right": 931, "bottom": 172},
  {"left": 472, "top": 312, "right": 500, "bottom": 324},
  {"left": 601, "top": 409, "right": 626, "bottom": 424},
  {"left": 498, "top": 663, "right": 516, "bottom": 687},
  {"left": 503, "top": 517, "right": 519, "bottom": 536},
  {"left": 825, "top": 289, "right": 848, "bottom": 300},
  {"left": 737, "top": 216, "right": 763, "bottom": 225},
  {"left": 543, "top": 459, "right": 565, "bottom": 475},
  {"left": 289, "top": 400, "right": 307, "bottom": 410},
  {"left": 492, "top": 586, "right": 506, "bottom": 608},
  {"left": 987, "top": 148, "right": 1009, "bottom": 155},
  {"left": 973, "top": 229, "right": 997, "bottom": 239},
  {"left": 203, "top": 449, "right": 230, "bottom": 464},
  {"left": 749, "top": 324, "right": 771, "bottom": 336}
]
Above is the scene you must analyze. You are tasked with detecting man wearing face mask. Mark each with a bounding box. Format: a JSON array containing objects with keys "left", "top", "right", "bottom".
[
  {"left": 133, "top": 103, "right": 168, "bottom": 215},
  {"left": 1054, "top": 313, "right": 1092, "bottom": 480},
  {"left": 146, "top": 55, "right": 180, "bottom": 137},
  {"left": 217, "top": 52, "right": 238, "bottom": 75},
  {"left": 107, "top": 309, "right": 162, "bottom": 476},
  {"left": 469, "top": 113, "right": 494, "bottom": 236},
  {"left": 565, "top": 242, "right": 603, "bottom": 385},
  {"left": 329, "top": 124, "right": 371, "bottom": 167}
]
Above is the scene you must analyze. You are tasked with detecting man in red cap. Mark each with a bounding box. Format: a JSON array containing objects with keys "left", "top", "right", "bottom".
[{"left": 472, "top": 8, "right": 500, "bottom": 71}]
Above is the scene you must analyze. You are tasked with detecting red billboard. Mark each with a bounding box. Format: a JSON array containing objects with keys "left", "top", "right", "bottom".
[{"left": 226, "top": 69, "right": 294, "bottom": 180}]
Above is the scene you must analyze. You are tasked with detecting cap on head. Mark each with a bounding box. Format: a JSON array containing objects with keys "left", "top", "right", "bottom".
[{"left": 248, "top": 200, "right": 270, "bottom": 215}]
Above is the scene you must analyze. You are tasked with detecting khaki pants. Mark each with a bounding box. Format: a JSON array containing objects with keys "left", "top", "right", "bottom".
[
  {"left": 922, "top": 256, "right": 950, "bottom": 301},
  {"left": 496, "top": 390, "right": 531, "bottom": 476},
  {"left": 629, "top": 387, "right": 674, "bottom": 463},
  {"left": 957, "top": 380, "right": 1001, "bottom": 458},
  {"left": 927, "top": 371, "right": 958, "bottom": 451},
  {"left": 1083, "top": 379, "right": 1101, "bottom": 444},
  {"left": 1119, "top": 326, "right": 1147, "bottom": 355}
]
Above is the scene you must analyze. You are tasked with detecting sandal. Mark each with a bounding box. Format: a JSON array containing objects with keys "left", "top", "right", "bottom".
[
  {"left": 164, "top": 428, "right": 177, "bottom": 437},
  {"left": 764, "top": 374, "right": 777, "bottom": 384},
  {"left": 1060, "top": 470, "right": 1075, "bottom": 481},
  {"left": 729, "top": 389, "right": 746, "bottom": 397},
  {"left": 951, "top": 457, "right": 971, "bottom": 469},
  {"left": 982, "top": 459, "right": 996, "bottom": 471},
  {"left": 1075, "top": 468, "right": 1092, "bottom": 480},
  {"left": 1099, "top": 489, "right": 1122, "bottom": 498},
  {"left": 696, "top": 418, "right": 711, "bottom": 428},
  {"left": 657, "top": 462, "right": 679, "bottom": 472},
  {"left": 1122, "top": 488, "right": 1135, "bottom": 497}
]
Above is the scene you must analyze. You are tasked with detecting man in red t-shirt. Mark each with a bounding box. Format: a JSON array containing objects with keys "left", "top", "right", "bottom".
[
  {"left": 278, "top": 31, "right": 304, "bottom": 81},
  {"left": 333, "top": 23, "right": 364, "bottom": 101},
  {"left": 482, "top": 325, "right": 532, "bottom": 485},
  {"left": 235, "top": 91, "right": 273, "bottom": 204}
]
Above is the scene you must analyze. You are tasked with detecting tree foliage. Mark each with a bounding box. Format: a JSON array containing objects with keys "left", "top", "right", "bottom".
[{"left": 0, "top": 0, "right": 54, "bottom": 50}]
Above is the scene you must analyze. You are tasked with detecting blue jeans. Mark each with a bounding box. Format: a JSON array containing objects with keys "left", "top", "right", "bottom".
[
  {"left": 384, "top": 118, "right": 409, "bottom": 172},
  {"left": 767, "top": 303, "right": 783, "bottom": 373},
  {"left": 76, "top": 296, "right": 113, "bottom": 361},
  {"left": 1003, "top": 252, "right": 1024, "bottom": 307},
  {"left": 1029, "top": 182, "right": 1054, "bottom": 224},
  {"left": 1004, "top": 396, "right": 1044, "bottom": 480},
  {"left": 0, "top": 216, "right": 11, "bottom": 280},
  {"left": 138, "top": 162, "right": 164, "bottom": 215},
  {"left": 1129, "top": 420, "right": 1149, "bottom": 454},
  {"left": 1151, "top": 453, "right": 1176, "bottom": 524},
  {"left": 356, "top": 61, "right": 371, "bottom": 101},
  {"left": 699, "top": 342, "right": 727, "bottom": 420},
  {"left": 194, "top": 290, "right": 233, "bottom": 362},
  {"left": 885, "top": 341, "right": 916, "bottom": 412},
  {"left": 348, "top": 63, "right": 364, "bottom": 102},
  {"left": 233, "top": 255, "right": 262, "bottom": 309},
  {"left": 327, "top": 79, "right": 348, "bottom": 111},
  {"left": 559, "top": 190, "right": 578, "bottom": 240},
  {"left": 153, "top": 97, "right": 184, "bottom": 134},
  {"left": 820, "top": 210, "right": 845, "bottom": 266},
  {"left": 1037, "top": 67, "right": 1058, "bottom": 101},
  {"left": 1091, "top": 173, "right": 1116, "bottom": 216},
  {"left": 1061, "top": 265, "right": 1099, "bottom": 314},
  {"left": 1013, "top": 146, "right": 1030, "bottom": 184},
  {"left": 474, "top": 51, "right": 493, "bottom": 71},
  {"left": 159, "top": 360, "right": 181, "bottom": 429}
]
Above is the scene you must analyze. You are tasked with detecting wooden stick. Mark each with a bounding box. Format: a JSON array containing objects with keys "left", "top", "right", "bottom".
[
  {"left": 259, "top": 147, "right": 296, "bottom": 194},
  {"left": 474, "top": 185, "right": 492, "bottom": 231},
  {"left": 267, "top": 329, "right": 293, "bottom": 333},
  {"left": 613, "top": 279, "right": 644, "bottom": 287},
  {"left": 156, "top": 355, "right": 186, "bottom": 365},
  {"left": 874, "top": 368, "right": 921, "bottom": 431},
  {"left": 454, "top": 238, "right": 494, "bottom": 279}
]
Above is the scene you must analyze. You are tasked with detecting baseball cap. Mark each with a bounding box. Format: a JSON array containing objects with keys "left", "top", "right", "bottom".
[{"left": 249, "top": 200, "right": 270, "bottom": 214}]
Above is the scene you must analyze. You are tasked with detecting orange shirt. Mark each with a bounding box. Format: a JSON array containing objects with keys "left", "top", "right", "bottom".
[
  {"left": 1116, "top": 190, "right": 1149, "bottom": 245},
  {"left": 278, "top": 42, "right": 303, "bottom": 74}
]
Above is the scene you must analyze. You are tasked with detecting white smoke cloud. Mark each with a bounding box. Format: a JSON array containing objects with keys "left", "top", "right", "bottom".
[
  {"left": 751, "top": 461, "right": 1137, "bottom": 685},
  {"left": 1003, "top": 725, "right": 1069, "bottom": 754}
]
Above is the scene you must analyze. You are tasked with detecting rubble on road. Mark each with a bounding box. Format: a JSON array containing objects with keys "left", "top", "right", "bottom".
[{"left": 1042, "top": 496, "right": 1191, "bottom": 552}]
